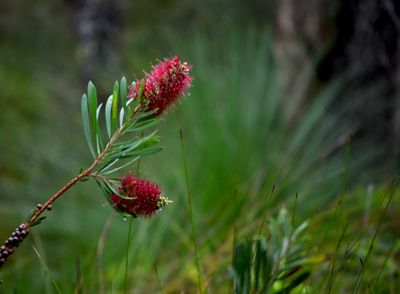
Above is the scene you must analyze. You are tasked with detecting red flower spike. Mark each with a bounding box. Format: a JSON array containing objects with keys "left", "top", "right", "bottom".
[
  {"left": 128, "top": 56, "right": 192, "bottom": 115},
  {"left": 110, "top": 175, "right": 165, "bottom": 217}
]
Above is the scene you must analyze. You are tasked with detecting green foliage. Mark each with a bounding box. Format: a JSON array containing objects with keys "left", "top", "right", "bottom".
[{"left": 230, "top": 208, "right": 313, "bottom": 294}]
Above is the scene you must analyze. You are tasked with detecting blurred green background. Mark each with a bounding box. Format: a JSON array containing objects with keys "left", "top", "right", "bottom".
[{"left": 1, "top": 0, "right": 399, "bottom": 293}]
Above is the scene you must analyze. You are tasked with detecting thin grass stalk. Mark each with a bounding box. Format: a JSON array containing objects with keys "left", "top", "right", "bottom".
[
  {"left": 179, "top": 129, "right": 203, "bottom": 293},
  {"left": 97, "top": 211, "right": 115, "bottom": 294},
  {"left": 124, "top": 147, "right": 142, "bottom": 293},
  {"left": 31, "top": 243, "right": 62, "bottom": 294},
  {"left": 327, "top": 223, "right": 349, "bottom": 293},
  {"left": 124, "top": 218, "right": 133, "bottom": 294},
  {"left": 372, "top": 239, "right": 397, "bottom": 291},
  {"left": 351, "top": 179, "right": 397, "bottom": 294},
  {"left": 74, "top": 258, "right": 82, "bottom": 294},
  {"left": 291, "top": 192, "right": 299, "bottom": 227},
  {"left": 153, "top": 263, "right": 163, "bottom": 293},
  {"left": 258, "top": 184, "right": 276, "bottom": 235}
]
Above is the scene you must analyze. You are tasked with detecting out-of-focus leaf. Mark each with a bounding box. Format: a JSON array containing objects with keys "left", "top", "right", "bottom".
[
  {"left": 275, "top": 271, "right": 311, "bottom": 294},
  {"left": 231, "top": 239, "right": 252, "bottom": 294},
  {"left": 253, "top": 238, "right": 273, "bottom": 292}
]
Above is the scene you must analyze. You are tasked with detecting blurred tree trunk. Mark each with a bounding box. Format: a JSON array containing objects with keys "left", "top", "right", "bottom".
[
  {"left": 272, "top": 0, "right": 331, "bottom": 122},
  {"left": 65, "top": 0, "right": 123, "bottom": 89},
  {"left": 273, "top": 0, "right": 400, "bottom": 161}
]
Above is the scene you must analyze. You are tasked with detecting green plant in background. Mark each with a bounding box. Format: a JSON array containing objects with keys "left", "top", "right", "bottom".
[
  {"left": 230, "top": 208, "right": 320, "bottom": 294},
  {"left": 0, "top": 56, "right": 192, "bottom": 269}
]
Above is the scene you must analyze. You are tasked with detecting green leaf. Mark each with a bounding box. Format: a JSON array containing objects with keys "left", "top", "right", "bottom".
[
  {"left": 231, "top": 239, "right": 252, "bottom": 294},
  {"left": 112, "top": 81, "right": 119, "bottom": 134},
  {"left": 120, "top": 77, "right": 128, "bottom": 119},
  {"left": 96, "top": 179, "right": 115, "bottom": 206},
  {"left": 122, "top": 109, "right": 158, "bottom": 134},
  {"left": 98, "top": 158, "right": 119, "bottom": 173},
  {"left": 137, "top": 80, "right": 145, "bottom": 101},
  {"left": 31, "top": 216, "right": 47, "bottom": 227},
  {"left": 105, "top": 95, "right": 113, "bottom": 138},
  {"left": 105, "top": 130, "right": 160, "bottom": 160},
  {"left": 87, "top": 81, "right": 101, "bottom": 154},
  {"left": 96, "top": 103, "right": 104, "bottom": 150},
  {"left": 97, "top": 178, "right": 133, "bottom": 200},
  {"left": 108, "top": 146, "right": 162, "bottom": 161},
  {"left": 101, "top": 156, "right": 140, "bottom": 175},
  {"left": 253, "top": 238, "right": 272, "bottom": 291},
  {"left": 119, "top": 108, "right": 125, "bottom": 127},
  {"left": 275, "top": 271, "right": 311, "bottom": 294},
  {"left": 81, "top": 94, "right": 96, "bottom": 158},
  {"left": 124, "top": 118, "right": 159, "bottom": 134}
]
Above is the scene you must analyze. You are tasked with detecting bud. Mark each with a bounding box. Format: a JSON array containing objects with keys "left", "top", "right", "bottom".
[
  {"left": 110, "top": 174, "right": 170, "bottom": 217},
  {"left": 128, "top": 56, "right": 192, "bottom": 115}
]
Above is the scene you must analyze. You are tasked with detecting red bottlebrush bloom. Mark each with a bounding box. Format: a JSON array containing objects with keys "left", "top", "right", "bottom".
[
  {"left": 110, "top": 174, "right": 165, "bottom": 217},
  {"left": 128, "top": 56, "right": 192, "bottom": 115}
]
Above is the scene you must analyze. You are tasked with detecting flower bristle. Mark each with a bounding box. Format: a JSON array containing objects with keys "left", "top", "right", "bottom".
[
  {"left": 128, "top": 56, "right": 192, "bottom": 115},
  {"left": 110, "top": 174, "right": 164, "bottom": 217}
]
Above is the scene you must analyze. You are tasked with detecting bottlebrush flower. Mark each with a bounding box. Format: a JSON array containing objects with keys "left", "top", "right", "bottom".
[
  {"left": 110, "top": 174, "right": 170, "bottom": 217},
  {"left": 128, "top": 56, "right": 192, "bottom": 115}
]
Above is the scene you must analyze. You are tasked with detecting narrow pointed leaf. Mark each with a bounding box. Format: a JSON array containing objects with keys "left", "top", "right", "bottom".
[
  {"left": 112, "top": 81, "right": 119, "bottom": 134},
  {"left": 105, "top": 95, "right": 113, "bottom": 138},
  {"left": 125, "top": 118, "right": 159, "bottom": 133},
  {"left": 98, "top": 159, "right": 119, "bottom": 173},
  {"left": 106, "top": 130, "right": 159, "bottom": 159},
  {"left": 119, "top": 108, "right": 125, "bottom": 127},
  {"left": 120, "top": 77, "right": 128, "bottom": 119},
  {"left": 96, "top": 103, "right": 104, "bottom": 151},
  {"left": 87, "top": 81, "right": 100, "bottom": 154},
  {"left": 101, "top": 156, "right": 140, "bottom": 175},
  {"left": 137, "top": 79, "right": 145, "bottom": 101},
  {"left": 116, "top": 146, "right": 163, "bottom": 160},
  {"left": 81, "top": 94, "right": 96, "bottom": 158}
]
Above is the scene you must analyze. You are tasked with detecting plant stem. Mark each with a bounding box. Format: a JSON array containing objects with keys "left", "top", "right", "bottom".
[
  {"left": 124, "top": 217, "right": 133, "bottom": 294},
  {"left": 27, "top": 126, "right": 125, "bottom": 229},
  {"left": 0, "top": 107, "right": 142, "bottom": 269},
  {"left": 124, "top": 151, "right": 141, "bottom": 293},
  {"left": 97, "top": 211, "right": 115, "bottom": 294}
]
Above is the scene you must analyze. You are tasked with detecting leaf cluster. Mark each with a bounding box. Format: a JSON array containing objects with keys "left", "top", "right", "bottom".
[
  {"left": 80, "top": 78, "right": 162, "bottom": 214},
  {"left": 230, "top": 208, "right": 318, "bottom": 293}
]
